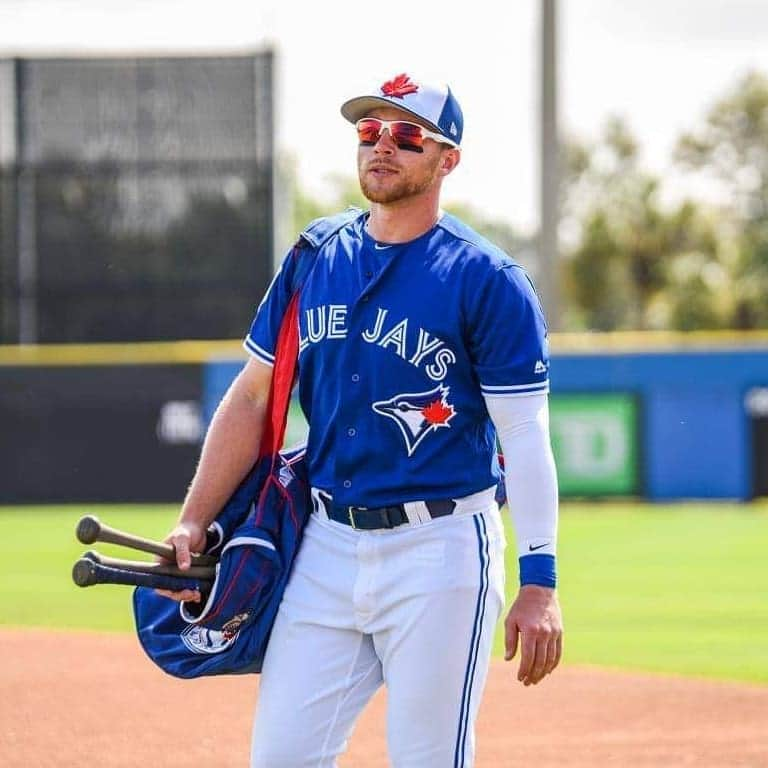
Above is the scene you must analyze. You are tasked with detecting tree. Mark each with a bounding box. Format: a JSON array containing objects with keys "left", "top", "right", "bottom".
[
  {"left": 675, "top": 71, "right": 768, "bottom": 327},
  {"left": 562, "top": 117, "right": 728, "bottom": 330}
]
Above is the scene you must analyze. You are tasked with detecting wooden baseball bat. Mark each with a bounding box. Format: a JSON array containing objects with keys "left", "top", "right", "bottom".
[{"left": 75, "top": 515, "right": 218, "bottom": 567}]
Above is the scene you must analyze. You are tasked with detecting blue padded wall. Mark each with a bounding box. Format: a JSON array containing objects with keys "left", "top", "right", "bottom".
[{"left": 551, "top": 349, "right": 767, "bottom": 500}]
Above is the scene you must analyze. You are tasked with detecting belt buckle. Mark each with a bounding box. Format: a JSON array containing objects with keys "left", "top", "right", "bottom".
[{"left": 347, "top": 507, "right": 359, "bottom": 530}]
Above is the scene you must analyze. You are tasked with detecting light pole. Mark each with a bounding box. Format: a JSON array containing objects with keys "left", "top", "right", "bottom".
[{"left": 540, "top": 0, "right": 561, "bottom": 330}]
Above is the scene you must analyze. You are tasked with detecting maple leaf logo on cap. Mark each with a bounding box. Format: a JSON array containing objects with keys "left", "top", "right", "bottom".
[{"left": 380, "top": 73, "right": 419, "bottom": 98}]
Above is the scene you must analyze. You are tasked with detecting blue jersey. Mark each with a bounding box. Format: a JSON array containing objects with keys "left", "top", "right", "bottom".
[{"left": 244, "top": 211, "right": 549, "bottom": 508}]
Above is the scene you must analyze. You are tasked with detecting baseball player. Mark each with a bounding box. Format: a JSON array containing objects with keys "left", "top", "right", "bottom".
[{"left": 161, "top": 73, "right": 562, "bottom": 767}]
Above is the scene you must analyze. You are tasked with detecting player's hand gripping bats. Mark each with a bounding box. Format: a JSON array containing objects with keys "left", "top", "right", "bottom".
[{"left": 71, "top": 515, "right": 217, "bottom": 592}]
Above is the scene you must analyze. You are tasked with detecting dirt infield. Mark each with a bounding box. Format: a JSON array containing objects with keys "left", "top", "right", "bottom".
[{"left": 2, "top": 628, "right": 766, "bottom": 767}]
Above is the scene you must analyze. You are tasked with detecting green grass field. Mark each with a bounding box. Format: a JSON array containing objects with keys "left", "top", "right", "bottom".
[{"left": 1, "top": 501, "right": 766, "bottom": 683}]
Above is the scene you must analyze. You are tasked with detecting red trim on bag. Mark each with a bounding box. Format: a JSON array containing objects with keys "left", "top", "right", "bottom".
[
  {"left": 254, "top": 472, "right": 298, "bottom": 530},
  {"left": 202, "top": 551, "right": 268, "bottom": 624},
  {"left": 259, "top": 288, "right": 300, "bottom": 459}
]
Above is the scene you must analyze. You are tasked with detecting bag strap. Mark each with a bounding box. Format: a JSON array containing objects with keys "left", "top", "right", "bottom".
[
  {"left": 258, "top": 208, "right": 365, "bottom": 458},
  {"left": 298, "top": 207, "right": 364, "bottom": 250}
]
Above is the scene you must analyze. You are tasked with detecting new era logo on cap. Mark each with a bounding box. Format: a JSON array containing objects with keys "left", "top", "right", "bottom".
[{"left": 341, "top": 73, "right": 464, "bottom": 146}]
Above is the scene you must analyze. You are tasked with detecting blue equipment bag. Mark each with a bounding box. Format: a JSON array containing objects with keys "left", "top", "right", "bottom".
[{"left": 132, "top": 442, "right": 309, "bottom": 677}]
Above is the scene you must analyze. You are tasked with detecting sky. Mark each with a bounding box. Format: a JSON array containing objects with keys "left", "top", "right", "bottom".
[{"left": 1, "top": 0, "right": 768, "bottom": 236}]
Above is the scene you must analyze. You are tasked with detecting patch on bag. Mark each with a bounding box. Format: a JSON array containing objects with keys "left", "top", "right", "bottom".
[
  {"left": 180, "top": 612, "right": 250, "bottom": 655},
  {"left": 222, "top": 612, "right": 251, "bottom": 635}
]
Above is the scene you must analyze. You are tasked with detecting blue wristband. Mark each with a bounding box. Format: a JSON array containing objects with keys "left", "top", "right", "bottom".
[{"left": 519, "top": 554, "right": 557, "bottom": 588}]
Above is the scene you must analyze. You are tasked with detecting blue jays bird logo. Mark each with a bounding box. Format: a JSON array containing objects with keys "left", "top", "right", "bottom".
[{"left": 372, "top": 385, "right": 456, "bottom": 456}]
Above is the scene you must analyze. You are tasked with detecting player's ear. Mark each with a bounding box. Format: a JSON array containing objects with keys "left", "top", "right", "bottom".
[{"left": 439, "top": 147, "right": 460, "bottom": 176}]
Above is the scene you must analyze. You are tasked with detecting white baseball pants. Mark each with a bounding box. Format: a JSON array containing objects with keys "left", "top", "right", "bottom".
[{"left": 250, "top": 497, "right": 506, "bottom": 768}]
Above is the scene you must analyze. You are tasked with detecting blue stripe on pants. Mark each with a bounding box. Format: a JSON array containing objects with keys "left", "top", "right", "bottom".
[{"left": 453, "top": 513, "right": 490, "bottom": 768}]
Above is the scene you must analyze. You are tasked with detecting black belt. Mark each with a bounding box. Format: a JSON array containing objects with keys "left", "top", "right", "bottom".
[{"left": 316, "top": 493, "right": 456, "bottom": 530}]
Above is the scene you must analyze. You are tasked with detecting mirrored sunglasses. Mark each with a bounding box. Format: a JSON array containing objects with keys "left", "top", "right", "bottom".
[{"left": 355, "top": 118, "right": 458, "bottom": 153}]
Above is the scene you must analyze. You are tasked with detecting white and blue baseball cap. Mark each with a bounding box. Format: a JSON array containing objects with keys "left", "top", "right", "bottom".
[{"left": 341, "top": 73, "right": 464, "bottom": 146}]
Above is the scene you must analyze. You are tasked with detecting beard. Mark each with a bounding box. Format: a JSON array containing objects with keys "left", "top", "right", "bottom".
[{"left": 358, "top": 154, "right": 442, "bottom": 204}]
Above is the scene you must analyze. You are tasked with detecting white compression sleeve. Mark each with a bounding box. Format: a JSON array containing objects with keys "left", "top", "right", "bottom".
[{"left": 484, "top": 392, "right": 559, "bottom": 561}]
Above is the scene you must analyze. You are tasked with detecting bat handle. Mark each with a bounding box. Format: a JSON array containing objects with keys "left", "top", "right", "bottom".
[
  {"left": 72, "top": 558, "right": 209, "bottom": 592},
  {"left": 82, "top": 550, "right": 217, "bottom": 579}
]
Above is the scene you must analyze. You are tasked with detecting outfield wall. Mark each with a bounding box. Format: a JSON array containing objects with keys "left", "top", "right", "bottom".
[
  {"left": 551, "top": 344, "right": 768, "bottom": 500},
  {"left": 0, "top": 341, "right": 242, "bottom": 504},
  {"left": 1, "top": 333, "right": 766, "bottom": 503}
]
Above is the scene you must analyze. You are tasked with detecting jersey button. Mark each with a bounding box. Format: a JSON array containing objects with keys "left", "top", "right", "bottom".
[
  {"left": 347, "top": 428, "right": 356, "bottom": 437},
  {"left": 351, "top": 374, "right": 360, "bottom": 383},
  {"left": 365, "top": 271, "right": 373, "bottom": 279},
  {"left": 343, "top": 480, "right": 352, "bottom": 489}
]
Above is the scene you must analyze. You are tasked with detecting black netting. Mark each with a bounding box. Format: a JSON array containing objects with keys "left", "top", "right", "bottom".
[{"left": 1, "top": 54, "right": 274, "bottom": 342}]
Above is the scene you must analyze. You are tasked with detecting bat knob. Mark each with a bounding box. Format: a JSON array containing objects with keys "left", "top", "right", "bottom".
[
  {"left": 72, "top": 558, "right": 97, "bottom": 587},
  {"left": 76, "top": 515, "right": 101, "bottom": 545}
]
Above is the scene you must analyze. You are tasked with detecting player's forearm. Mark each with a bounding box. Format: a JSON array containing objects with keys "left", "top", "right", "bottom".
[
  {"left": 178, "top": 375, "right": 270, "bottom": 530},
  {"left": 485, "top": 393, "right": 559, "bottom": 586},
  {"left": 498, "top": 401, "right": 559, "bottom": 555}
]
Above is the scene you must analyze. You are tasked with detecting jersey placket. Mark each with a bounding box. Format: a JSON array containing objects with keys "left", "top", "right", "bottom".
[{"left": 332, "top": 241, "right": 405, "bottom": 506}]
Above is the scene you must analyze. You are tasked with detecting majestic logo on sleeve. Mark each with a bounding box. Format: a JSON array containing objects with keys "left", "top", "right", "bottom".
[
  {"left": 372, "top": 385, "right": 456, "bottom": 456},
  {"left": 380, "top": 73, "right": 419, "bottom": 98}
]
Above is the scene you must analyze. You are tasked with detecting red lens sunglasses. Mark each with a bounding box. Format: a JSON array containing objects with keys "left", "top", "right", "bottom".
[{"left": 355, "top": 118, "right": 459, "bottom": 153}]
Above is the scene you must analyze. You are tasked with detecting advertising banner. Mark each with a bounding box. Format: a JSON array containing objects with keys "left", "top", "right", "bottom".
[{"left": 549, "top": 393, "right": 639, "bottom": 496}]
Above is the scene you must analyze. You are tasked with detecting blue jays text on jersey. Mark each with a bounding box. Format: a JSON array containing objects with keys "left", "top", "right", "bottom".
[
  {"left": 244, "top": 211, "right": 549, "bottom": 509},
  {"left": 300, "top": 305, "right": 459, "bottom": 382}
]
